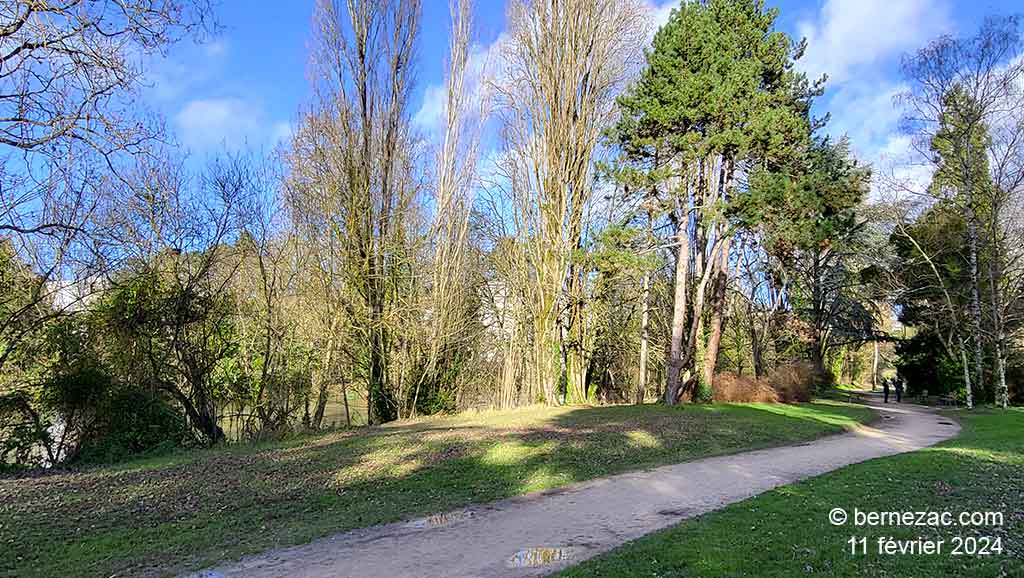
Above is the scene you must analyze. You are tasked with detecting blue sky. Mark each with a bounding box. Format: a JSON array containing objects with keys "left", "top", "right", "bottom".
[{"left": 147, "top": 0, "right": 1019, "bottom": 175}]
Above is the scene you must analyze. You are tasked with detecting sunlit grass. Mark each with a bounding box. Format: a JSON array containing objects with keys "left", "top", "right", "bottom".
[
  {"left": 626, "top": 430, "right": 661, "bottom": 449},
  {"left": 748, "top": 400, "right": 876, "bottom": 428}
]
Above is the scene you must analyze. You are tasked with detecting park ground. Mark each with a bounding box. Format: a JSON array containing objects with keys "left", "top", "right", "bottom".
[
  {"left": 558, "top": 407, "right": 1024, "bottom": 578},
  {"left": 0, "top": 401, "right": 870, "bottom": 578}
]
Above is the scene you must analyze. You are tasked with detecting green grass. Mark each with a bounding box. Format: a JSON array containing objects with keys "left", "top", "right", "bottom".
[
  {"left": 558, "top": 408, "right": 1024, "bottom": 578},
  {"left": 0, "top": 401, "right": 871, "bottom": 578},
  {"left": 833, "top": 382, "right": 865, "bottom": 392}
]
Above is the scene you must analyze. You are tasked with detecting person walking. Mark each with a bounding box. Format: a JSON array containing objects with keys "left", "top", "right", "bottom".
[
  {"left": 895, "top": 377, "right": 904, "bottom": 403},
  {"left": 883, "top": 378, "right": 890, "bottom": 403}
]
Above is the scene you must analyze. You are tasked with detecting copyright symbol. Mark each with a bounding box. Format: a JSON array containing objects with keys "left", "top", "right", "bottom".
[{"left": 829, "top": 508, "right": 848, "bottom": 526}]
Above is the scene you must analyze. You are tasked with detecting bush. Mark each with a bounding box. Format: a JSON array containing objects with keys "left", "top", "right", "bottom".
[
  {"left": 695, "top": 379, "right": 714, "bottom": 403},
  {"left": 713, "top": 373, "right": 779, "bottom": 402},
  {"left": 0, "top": 391, "right": 52, "bottom": 467},
  {"left": 765, "top": 362, "right": 822, "bottom": 402},
  {"left": 713, "top": 362, "right": 823, "bottom": 403},
  {"left": 895, "top": 329, "right": 963, "bottom": 397},
  {"left": 73, "top": 388, "right": 195, "bottom": 464}
]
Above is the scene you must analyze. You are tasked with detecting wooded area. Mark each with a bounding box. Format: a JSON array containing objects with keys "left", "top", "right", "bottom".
[{"left": 1, "top": 0, "right": 1022, "bottom": 468}]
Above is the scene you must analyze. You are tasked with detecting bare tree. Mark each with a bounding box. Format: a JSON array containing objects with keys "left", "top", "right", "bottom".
[
  {"left": 884, "top": 198, "right": 976, "bottom": 408},
  {"left": 0, "top": 0, "right": 216, "bottom": 376},
  {"left": 229, "top": 157, "right": 314, "bottom": 437},
  {"left": 733, "top": 233, "right": 790, "bottom": 379},
  {"left": 98, "top": 152, "right": 247, "bottom": 444},
  {"left": 286, "top": 0, "right": 421, "bottom": 425},
  {"left": 0, "top": 0, "right": 213, "bottom": 156},
  {"left": 495, "top": 0, "right": 646, "bottom": 404},
  {"left": 409, "top": 0, "right": 485, "bottom": 416}
]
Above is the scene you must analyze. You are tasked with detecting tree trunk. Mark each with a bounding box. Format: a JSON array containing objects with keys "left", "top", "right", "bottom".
[
  {"left": 966, "top": 206, "right": 985, "bottom": 400},
  {"left": 986, "top": 230, "right": 1009, "bottom": 409},
  {"left": 368, "top": 288, "right": 395, "bottom": 424},
  {"left": 664, "top": 216, "right": 690, "bottom": 405},
  {"left": 342, "top": 381, "right": 352, "bottom": 427},
  {"left": 637, "top": 271, "right": 650, "bottom": 404},
  {"left": 702, "top": 233, "right": 731, "bottom": 392},
  {"left": 678, "top": 234, "right": 720, "bottom": 401},
  {"left": 368, "top": 327, "right": 390, "bottom": 424},
  {"left": 312, "top": 381, "right": 330, "bottom": 429},
  {"left": 531, "top": 246, "right": 562, "bottom": 405},
  {"left": 501, "top": 326, "right": 519, "bottom": 408},
  {"left": 958, "top": 338, "right": 974, "bottom": 409},
  {"left": 995, "top": 339, "right": 1008, "bottom": 409},
  {"left": 748, "top": 300, "right": 764, "bottom": 379},
  {"left": 871, "top": 341, "right": 879, "bottom": 391},
  {"left": 809, "top": 246, "right": 829, "bottom": 379},
  {"left": 311, "top": 335, "right": 336, "bottom": 429},
  {"left": 167, "top": 383, "right": 225, "bottom": 444},
  {"left": 565, "top": 262, "right": 590, "bottom": 404},
  {"left": 536, "top": 312, "right": 560, "bottom": 405}
]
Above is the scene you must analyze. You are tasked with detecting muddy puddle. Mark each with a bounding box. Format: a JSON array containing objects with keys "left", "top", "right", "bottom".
[
  {"left": 406, "top": 510, "right": 473, "bottom": 529},
  {"left": 507, "top": 547, "right": 581, "bottom": 568}
]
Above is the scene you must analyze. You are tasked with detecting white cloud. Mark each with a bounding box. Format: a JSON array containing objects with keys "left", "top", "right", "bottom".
[
  {"left": 797, "top": 0, "right": 952, "bottom": 85},
  {"left": 174, "top": 97, "right": 290, "bottom": 152},
  {"left": 413, "top": 34, "right": 505, "bottom": 137},
  {"left": 872, "top": 133, "right": 936, "bottom": 201},
  {"left": 143, "top": 39, "right": 229, "bottom": 103},
  {"left": 826, "top": 82, "right": 905, "bottom": 152},
  {"left": 797, "top": 0, "right": 952, "bottom": 198},
  {"left": 203, "top": 39, "right": 228, "bottom": 58},
  {"left": 145, "top": 59, "right": 192, "bottom": 101},
  {"left": 825, "top": 80, "right": 937, "bottom": 198},
  {"left": 413, "top": 84, "right": 447, "bottom": 131},
  {"left": 176, "top": 98, "right": 258, "bottom": 149},
  {"left": 646, "top": 0, "right": 676, "bottom": 32},
  {"left": 270, "top": 121, "right": 293, "bottom": 145}
]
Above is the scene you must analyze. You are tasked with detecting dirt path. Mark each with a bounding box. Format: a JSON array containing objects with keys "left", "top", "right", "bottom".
[{"left": 187, "top": 399, "right": 958, "bottom": 578}]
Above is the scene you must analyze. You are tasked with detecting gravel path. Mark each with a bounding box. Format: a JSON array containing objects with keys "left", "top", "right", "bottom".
[{"left": 187, "top": 398, "right": 958, "bottom": 578}]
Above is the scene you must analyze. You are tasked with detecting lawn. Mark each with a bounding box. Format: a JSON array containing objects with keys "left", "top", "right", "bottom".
[
  {"left": 0, "top": 401, "right": 871, "bottom": 578},
  {"left": 558, "top": 408, "right": 1024, "bottom": 578}
]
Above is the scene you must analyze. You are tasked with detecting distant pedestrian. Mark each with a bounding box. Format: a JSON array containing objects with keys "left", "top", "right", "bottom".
[
  {"left": 895, "top": 378, "right": 903, "bottom": 403},
  {"left": 883, "top": 378, "right": 890, "bottom": 403}
]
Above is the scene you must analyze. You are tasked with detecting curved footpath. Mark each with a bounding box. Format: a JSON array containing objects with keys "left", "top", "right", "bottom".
[{"left": 187, "top": 398, "right": 958, "bottom": 578}]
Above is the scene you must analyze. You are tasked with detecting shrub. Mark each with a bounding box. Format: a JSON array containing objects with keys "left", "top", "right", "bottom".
[
  {"left": 694, "top": 378, "right": 713, "bottom": 403},
  {"left": 73, "top": 388, "right": 195, "bottom": 464},
  {"left": 713, "top": 362, "right": 826, "bottom": 403},
  {"left": 765, "top": 362, "right": 823, "bottom": 402},
  {"left": 713, "top": 373, "right": 779, "bottom": 403},
  {"left": 0, "top": 391, "right": 52, "bottom": 468}
]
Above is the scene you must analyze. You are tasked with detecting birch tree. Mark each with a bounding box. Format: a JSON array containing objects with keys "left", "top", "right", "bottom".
[{"left": 900, "top": 15, "right": 1024, "bottom": 407}]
